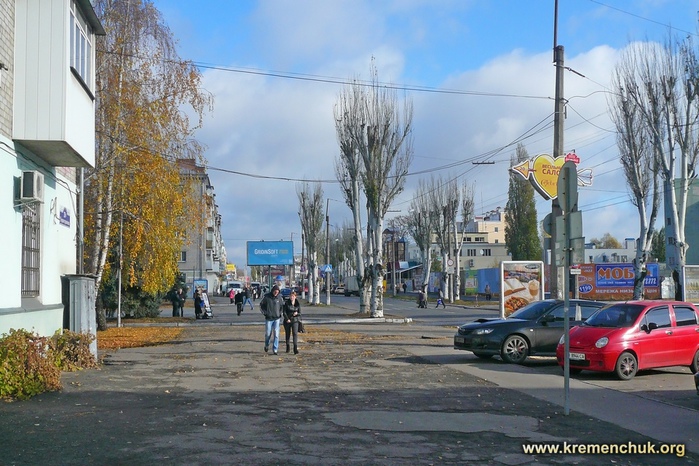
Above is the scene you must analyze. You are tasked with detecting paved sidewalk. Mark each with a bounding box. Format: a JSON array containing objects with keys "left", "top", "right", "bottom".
[{"left": 0, "top": 299, "right": 694, "bottom": 465}]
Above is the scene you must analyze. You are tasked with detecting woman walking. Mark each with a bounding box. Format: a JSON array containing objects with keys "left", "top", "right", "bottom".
[{"left": 283, "top": 290, "right": 302, "bottom": 354}]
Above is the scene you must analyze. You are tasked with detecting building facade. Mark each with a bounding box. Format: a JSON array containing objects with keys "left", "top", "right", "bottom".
[
  {"left": 176, "top": 159, "right": 226, "bottom": 296},
  {"left": 0, "top": 0, "right": 104, "bottom": 337}
]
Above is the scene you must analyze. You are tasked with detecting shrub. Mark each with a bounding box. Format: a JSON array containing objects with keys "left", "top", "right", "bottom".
[
  {"left": 0, "top": 329, "right": 61, "bottom": 400},
  {"left": 50, "top": 329, "right": 98, "bottom": 371},
  {"left": 0, "top": 328, "right": 98, "bottom": 401}
]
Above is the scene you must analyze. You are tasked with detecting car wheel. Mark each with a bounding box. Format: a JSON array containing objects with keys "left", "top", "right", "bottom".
[
  {"left": 615, "top": 352, "right": 638, "bottom": 380},
  {"left": 690, "top": 349, "right": 699, "bottom": 374},
  {"left": 501, "top": 335, "right": 529, "bottom": 364},
  {"left": 472, "top": 352, "right": 493, "bottom": 359}
]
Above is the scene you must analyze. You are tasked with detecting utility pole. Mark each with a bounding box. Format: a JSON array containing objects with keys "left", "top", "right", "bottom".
[
  {"left": 551, "top": 45, "right": 565, "bottom": 300},
  {"left": 325, "top": 198, "right": 331, "bottom": 305},
  {"left": 391, "top": 219, "right": 397, "bottom": 297}
]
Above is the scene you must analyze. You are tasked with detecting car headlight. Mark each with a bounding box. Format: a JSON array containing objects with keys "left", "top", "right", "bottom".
[
  {"left": 558, "top": 335, "right": 565, "bottom": 345},
  {"left": 595, "top": 337, "right": 609, "bottom": 348},
  {"left": 474, "top": 328, "right": 494, "bottom": 335}
]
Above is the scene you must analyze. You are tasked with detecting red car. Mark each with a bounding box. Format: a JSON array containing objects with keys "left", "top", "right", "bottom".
[{"left": 556, "top": 300, "right": 699, "bottom": 380}]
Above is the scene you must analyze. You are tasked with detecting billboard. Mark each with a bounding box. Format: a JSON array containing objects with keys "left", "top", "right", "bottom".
[
  {"left": 500, "top": 261, "right": 544, "bottom": 318},
  {"left": 684, "top": 265, "right": 699, "bottom": 302},
  {"left": 247, "top": 241, "right": 294, "bottom": 266},
  {"left": 576, "top": 263, "right": 660, "bottom": 301}
]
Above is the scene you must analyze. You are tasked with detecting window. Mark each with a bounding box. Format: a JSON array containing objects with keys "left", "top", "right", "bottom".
[
  {"left": 467, "top": 249, "right": 476, "bottom": 257},
  {"left": 70, "top": 0, "right": 93, "bottom": 89},
  {"left": 21, "top": 205, "right": 41, "bottom": 297},
  {"left": 674, "top": 306, "right": 698, "bottom": 326},
  {"left": 482, "top": 249, "right": 491, "bottom": 256},
  {"left": 643, "top": 307, "right": 671, "bottom": 329},
  {"left": 494, "top": 227, "right": 499, "bottom": 232},
  {"left": 179, "top": 251, "right": 187, "bottom": 262}
]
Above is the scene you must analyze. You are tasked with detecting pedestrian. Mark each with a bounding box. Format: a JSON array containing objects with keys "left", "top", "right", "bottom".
[
  {"left": 243, "top": 286, "right": 254, "bottom": 311},
  {"left": 485, "top": 284, "right": 492, "bottom": 301},
  {"left": 283, "top": 289, "right": 302, "bottom": 354},
  {"left": 168, "top": 289, "right": 178, "bottom": 317},
  {"left": 402, "top": 282, "right": 407, "bottom": 293},
  {"left": 417, "top": 288, "right": 427, "bottom": 308},
  {"left": 435, "top": 288, "right": 446, "bottom": 309},
  {"left": 176, "top": 287, "right": 186, "bottom": 317},
  {"left": 234, "top": 288, "right": 244, "bottom": 315},
  {"left": 228, "top": 287, "right": 235, "bottom": 304},
  {"left": 259, "top": 285, "right": 285, "bottom": 355},
  {"left": 194, "top": 288, "right": 203, "bottom": 319}
]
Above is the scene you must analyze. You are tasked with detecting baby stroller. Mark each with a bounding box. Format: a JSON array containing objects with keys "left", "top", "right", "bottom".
[
  {"left": 201, "top": 291, "right": 213, "bottom": 319},
  {"left": 416, "top": 291, "right": 427, "bottom": 308}
]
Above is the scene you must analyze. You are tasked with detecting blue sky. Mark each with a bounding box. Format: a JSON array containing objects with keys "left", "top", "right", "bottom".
[{"left": 152, "top": 0, "right": 699, "bottom": 272}]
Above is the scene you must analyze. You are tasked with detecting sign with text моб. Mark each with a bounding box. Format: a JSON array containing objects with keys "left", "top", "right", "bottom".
[{"left": 577, "top": 263, "right": 660, "bottom": 301}]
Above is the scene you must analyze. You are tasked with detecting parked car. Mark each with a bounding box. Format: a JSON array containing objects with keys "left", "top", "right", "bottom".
[
  {"left": 454, "top": 299, "right": 606, "bottom": 364},
  {"left": 556, "top": 300, "right": 699, "bottom": 380},
  {"left": 333, "top": 284, "right": 345, "bottom": 294}
]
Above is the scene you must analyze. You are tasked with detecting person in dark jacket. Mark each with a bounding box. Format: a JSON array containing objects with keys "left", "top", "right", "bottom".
[
  {"left": 234, "top": 288, "right": 244, "bottom": 315},
  {"left": 283, "top": 290, "right": 302, "bottom": 354},
  {"left": 194, "top": 289, "right": 203, "bottom": 319},
  {"left": 259, "top": 285, "right": 285, "bottom": 354}
]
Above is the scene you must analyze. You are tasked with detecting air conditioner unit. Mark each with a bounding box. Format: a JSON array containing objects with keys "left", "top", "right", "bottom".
[{"left": 21, "top": 170, "right": 44, "bottom": 202}]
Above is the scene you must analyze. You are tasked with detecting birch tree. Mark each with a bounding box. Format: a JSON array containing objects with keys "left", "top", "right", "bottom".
[
  {"left": 338, "top": 62, "right": 413, "bottom": 317},
  {"left": 87, "top": 0, "right": 211, "bottom": 329},
  {"left": 609, "top": 58, "right": 660, "bottom": 299},
  {"left": 297, "top": 182, "right": 324, "bottom": 305}
]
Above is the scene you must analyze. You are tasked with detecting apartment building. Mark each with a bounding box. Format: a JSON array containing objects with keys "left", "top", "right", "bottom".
[
  {"left": 176, "top": 158, "right": 226, "bottom": 296},
  {"left": 0, "top": 0, "right": 104, "bottom": 337}
]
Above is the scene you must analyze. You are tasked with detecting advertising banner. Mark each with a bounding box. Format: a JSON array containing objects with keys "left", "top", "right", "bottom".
[
  {"left": 500, "top": 261, "right": 544, "bottom": 318},
  {"left": 247, "top": 241, "right": 294, "bottom": 266},
  {"left": 682, "top": 265, "right": 699, "bottom": 302},
  {"left": 576, "top": 263, "right": 660, "bottom": 301}
]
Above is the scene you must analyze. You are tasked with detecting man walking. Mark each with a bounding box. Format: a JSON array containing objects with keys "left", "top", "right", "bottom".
[
  {"left": 243, "top": 286, "right": 254, "bottom": 311},
  {"left": 259, "top": 285, "right": 285, "bottom": 355}
]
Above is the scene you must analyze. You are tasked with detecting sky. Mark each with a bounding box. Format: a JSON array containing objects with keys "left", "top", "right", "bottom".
[{"left": 152, "top": 0, "right": 699, "bottom": 273}]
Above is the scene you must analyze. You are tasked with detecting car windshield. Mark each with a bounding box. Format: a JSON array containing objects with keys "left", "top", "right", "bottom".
[
  {"left": 508, "top": 301, "right": 557, "bottom": 320},
  {"left": 584, "top": 304, "right": 644, "bottom": 328}
]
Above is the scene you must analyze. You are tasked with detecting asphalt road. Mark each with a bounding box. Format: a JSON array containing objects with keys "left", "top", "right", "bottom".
[
  {"left": 194, "top": 293, "right": 699, "bottom": 415},
  {"left": 1, "top": 309, "right": 695, "bottom": 465}
]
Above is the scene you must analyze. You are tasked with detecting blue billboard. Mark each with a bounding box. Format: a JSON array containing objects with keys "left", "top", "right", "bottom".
[{"left": 247, "top": 241, "right": 294, "bottom": 266}]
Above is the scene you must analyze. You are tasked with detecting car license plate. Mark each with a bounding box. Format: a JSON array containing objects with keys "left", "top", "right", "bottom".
[
  {"left": 569, "top": 352, "right": 585, "bottom": 361},
  {"left": 455, "top": 337, "right": 464, "bottom": 344}
]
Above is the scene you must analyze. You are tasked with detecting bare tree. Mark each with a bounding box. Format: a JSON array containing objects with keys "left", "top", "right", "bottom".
[
  {"left": 609, "top": 61, "right": 660, "bottom": 299},
  {"left": 453, "top": 183, "right": 475, "bottom": 301},
  {"left": 335, "top": 81, "right": 370, "bottom": 313},
  {"left": 337, "top": 61, "right": 413, "bottom": 317},
  {"left": 429, "top": 176, "right": 459, "bottom": 302},
  {"left": 618, "top": 37, "right": 699, "bottom": 299},
  {"left": 406, "top": 180, "right": 436, "bottom": 294},
  {"left": 297, "top": 182, "right": 324, "bottom": 305}
]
